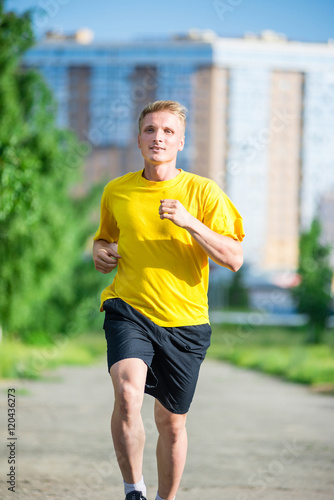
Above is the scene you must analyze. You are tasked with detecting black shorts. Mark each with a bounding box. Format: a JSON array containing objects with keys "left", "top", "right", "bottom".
[{"left": 103, "top": 298, "right": 212, "bottom": 414}]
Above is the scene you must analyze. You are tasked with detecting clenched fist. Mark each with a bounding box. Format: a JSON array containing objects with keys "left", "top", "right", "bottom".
[
  {"left": 159, "top": 199, "right": 193, "bottom": 228},
  {"left": 93, "top": 241, "right": 121, "bottom": 274}
]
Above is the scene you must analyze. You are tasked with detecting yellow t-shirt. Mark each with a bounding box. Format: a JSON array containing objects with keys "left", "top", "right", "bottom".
[{"left": 94, "top": 168, "right": 244, "bottom": 326}]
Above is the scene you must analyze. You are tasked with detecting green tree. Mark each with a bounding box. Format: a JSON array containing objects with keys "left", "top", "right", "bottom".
[
  {"left": 292, "top": 219, "right": 333, "bottom": 344},
  {"left": 0, "top": 3, "right": 103, "bottom": 339},
  {"left": 228, "top": 264, "right": 249, "bottom": 309}
]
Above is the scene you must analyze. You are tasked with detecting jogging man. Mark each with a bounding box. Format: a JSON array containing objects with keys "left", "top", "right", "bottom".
[{"left": 93, "top": 100, "right": 244, "bottom": 500}]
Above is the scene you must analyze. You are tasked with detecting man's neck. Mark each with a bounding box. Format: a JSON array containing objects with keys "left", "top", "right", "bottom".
[{"left": 142, "top": 162, "right": 180, "bottom": 182}]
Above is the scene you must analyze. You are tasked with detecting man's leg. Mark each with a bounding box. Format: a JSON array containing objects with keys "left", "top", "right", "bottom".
[
  {"left": 110, "top": 358, "right": 148, "bottom": 485},
  {"left": 154, "top": 399, "right": 188, "bottom": 500}
]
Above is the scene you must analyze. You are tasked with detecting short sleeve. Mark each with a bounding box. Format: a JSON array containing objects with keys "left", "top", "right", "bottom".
[
  {"left": 93, "top": 186, "right": 119, "bottom": 242},
  {"left": 203, "top": 181, "right": 245, "bottom": 242}
]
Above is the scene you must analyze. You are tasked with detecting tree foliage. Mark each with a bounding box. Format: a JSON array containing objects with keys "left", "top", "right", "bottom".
[
  {"left": 292, "top": 219, "right": 333, "bottom": 344},
  {"left": 0, "top": 4, "right": 104, "bottom": 339},
  {"left": 228, "top": 264, "right": 249, "bottom": 309}
]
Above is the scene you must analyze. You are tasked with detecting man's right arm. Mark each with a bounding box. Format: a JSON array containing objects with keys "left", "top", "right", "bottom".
[{"left": 93, "top": 239, "right": 121, "bottom": 274}]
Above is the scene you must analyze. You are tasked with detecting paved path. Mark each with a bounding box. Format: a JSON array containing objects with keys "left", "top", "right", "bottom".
[{"left": 1, "top": 358, "right": 334, "bottom": 499}]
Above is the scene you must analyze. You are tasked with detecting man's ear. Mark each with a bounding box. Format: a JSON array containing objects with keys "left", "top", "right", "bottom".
[
  {"left": 178, "top": 135, "right": 185, "bottom": 152},
  {"left": 137, "top": 134, "right": 141, "bottom": 149}
]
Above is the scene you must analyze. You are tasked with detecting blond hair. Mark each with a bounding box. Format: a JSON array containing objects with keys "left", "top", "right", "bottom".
[{"left": 138, "top": 100, "right": 187, "bottom": 134}]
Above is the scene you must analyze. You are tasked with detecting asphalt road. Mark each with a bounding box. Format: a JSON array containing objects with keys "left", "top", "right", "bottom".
[{"left": 1, "top": 358, "right": 334, "bottom": 499}]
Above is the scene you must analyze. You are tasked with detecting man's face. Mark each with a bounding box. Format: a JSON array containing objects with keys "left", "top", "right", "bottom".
[{"left": 137, "top": 111, "right": 185, "bottom": 165}]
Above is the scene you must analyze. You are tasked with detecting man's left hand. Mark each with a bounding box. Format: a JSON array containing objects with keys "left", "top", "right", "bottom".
[{"left": 159, "top": 199, "right": 193, "bottom": 228}]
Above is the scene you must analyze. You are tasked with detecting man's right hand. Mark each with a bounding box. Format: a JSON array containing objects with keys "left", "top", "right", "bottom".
[{"left": 93, "top": 240, "right": 121, "bottom": 274}]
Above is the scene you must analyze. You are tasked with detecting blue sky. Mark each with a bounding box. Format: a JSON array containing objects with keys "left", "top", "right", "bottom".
[{"left": 5, "top": 0, "right": 334, "bottom": 43}]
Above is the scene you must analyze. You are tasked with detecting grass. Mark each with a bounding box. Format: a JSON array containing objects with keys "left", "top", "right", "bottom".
[
  {"left": 2, "top": 322, "right": 334, "bottom": 392},
  {"left": 0, "top": 332, "right": 107, "bottom": 380},
  {"left": 208, "top": 324, "right": 334, "bottom": 391}
]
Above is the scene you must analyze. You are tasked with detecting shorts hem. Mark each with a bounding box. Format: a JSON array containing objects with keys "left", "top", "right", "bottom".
[
  {"left": 107, "top": 354, "right": 148, "bottom": 371},
  {"left": 146, "top": 393, "right": 190, "bottom": 415}
]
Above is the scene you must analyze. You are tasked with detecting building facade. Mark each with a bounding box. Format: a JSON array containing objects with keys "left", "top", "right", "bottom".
[{"left": 23, "top": 31, "right": 334, "bottom": 272}]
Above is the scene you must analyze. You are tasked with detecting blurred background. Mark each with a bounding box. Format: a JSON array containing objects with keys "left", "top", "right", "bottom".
[{"left": 0, "top": 0, "right": 334, "bottom": 385}]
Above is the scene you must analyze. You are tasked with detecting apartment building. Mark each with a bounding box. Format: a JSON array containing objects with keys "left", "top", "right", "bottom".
[{"left": 23, "top": 30, "right": 334, "bottom": 271}]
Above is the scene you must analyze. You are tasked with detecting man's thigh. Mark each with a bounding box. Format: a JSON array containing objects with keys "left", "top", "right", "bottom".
[{"left": 110, "top": 358, "right": 148, "bottom": 402}]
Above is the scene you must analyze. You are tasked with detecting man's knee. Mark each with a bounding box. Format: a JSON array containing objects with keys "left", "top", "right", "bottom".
[
  {"left": 155, "top": 403, "right": 187, "bottom": 443},
  {"left": 114, "top": 380, "right": 144, "bottom": 418}
]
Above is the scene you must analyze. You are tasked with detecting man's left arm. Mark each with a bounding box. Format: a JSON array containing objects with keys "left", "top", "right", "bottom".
[{"left": 159, "top": 199, "right": 243, "bottom": 272}]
